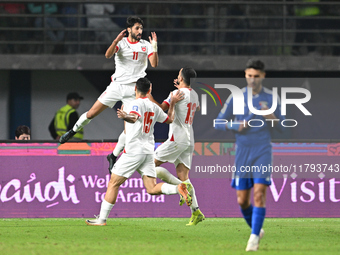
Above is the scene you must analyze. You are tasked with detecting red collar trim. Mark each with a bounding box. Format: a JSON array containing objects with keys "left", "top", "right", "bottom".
[
  {"left": 139, "top": 97, "right": 148, "bottom": 99},
  {"left": 127, "top": 37, "right": 139, "bottom": 44}
]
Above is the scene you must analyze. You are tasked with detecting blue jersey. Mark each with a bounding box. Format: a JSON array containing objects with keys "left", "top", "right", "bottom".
[
  {"left": 215, "top": 85, "right": 284, "bottom": 189},
  {"left": 215, "top": 86, "right": 284, "bottom": 146}
]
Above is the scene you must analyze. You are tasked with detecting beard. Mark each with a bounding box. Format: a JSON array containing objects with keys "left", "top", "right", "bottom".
[{"left": 131, "top": 32, "right": 141, "bottom": 41}]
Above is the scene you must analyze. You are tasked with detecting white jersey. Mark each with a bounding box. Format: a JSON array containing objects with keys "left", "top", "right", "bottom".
[
  {"left": 112, "top": 38, "right": 154, "bottom": 84},
  {"left": 163, "top": 88, "right": 200, "bottom": 146},
  {"left": 124, "top": 97, "right": 168, "bottom": 154}
]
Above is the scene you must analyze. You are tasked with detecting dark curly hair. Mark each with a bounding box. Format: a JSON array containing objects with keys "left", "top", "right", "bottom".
[
  {"left": 15, "top": 125, "right": 31, "bottom": 138},
  {"left": 126, "top": 16, "right": 144, "bottom": 28}
]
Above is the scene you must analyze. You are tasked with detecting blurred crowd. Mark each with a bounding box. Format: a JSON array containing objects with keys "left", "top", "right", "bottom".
[{"left": 0, "top": 1, "right": 339, "bottom": 56}]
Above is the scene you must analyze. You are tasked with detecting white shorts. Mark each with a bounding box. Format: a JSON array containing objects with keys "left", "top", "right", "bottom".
[
  {"left": 98, "top": 81, "right": 136, "bottom": 108},
  {"left": 155, "top": 140, "right": 194, "bottom": 169},
  {"left": 112, "top": 153, "right": 156, "bottom": 179}
]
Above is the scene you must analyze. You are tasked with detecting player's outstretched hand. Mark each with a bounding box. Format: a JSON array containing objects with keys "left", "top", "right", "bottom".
[
  {"left": 115, "top": 29, "right": 126, "bottom": 42},
  {"left": 117, "top": 106, "right": 126, "bottom": 119},
  {"left": 173, "top": 79, "right": 179, "bottom": 89},
  {"left": 171, "top": 91, "right": 184, "bottom": 104},
  {"left": 149, "top": 32, "right": 157, "bottom": 43},
  {"left": 149, "top": 32, "right": 158, "bottom": 53}
]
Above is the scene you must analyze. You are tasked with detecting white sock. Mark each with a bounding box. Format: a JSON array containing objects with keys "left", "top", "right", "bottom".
[
  {"left": 161, "top": 183, "right": 178, "bottom": 195},
  {"left": 99, "top": 199, "right": 114, "bottom": 220},
  {"left": 184, "top": 179, "right": 199, "bottom": 213},
  {"left": 113, "top": 131, "right": 126, "bottom": 157},
  {"left": 156, "top": 167, "right": 181, "bottom": 185},
  {"left": 72, "top": 112, "right": 92, "bottom": 132}
]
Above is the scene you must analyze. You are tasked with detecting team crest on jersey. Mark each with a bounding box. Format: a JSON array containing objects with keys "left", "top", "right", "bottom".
[
  {"left": 132, "top": 105, "right": 139, "bottom": 111},
  {"left": 259, "top": 101, "right": 268, "bottom": 107},
  {"left": 141, "top": 46, "right": 146, "bottom": 52}
]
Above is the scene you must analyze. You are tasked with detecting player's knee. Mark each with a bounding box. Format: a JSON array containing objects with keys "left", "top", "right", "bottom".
[
  {"left": 176, "top": 168, "right": 189, "bottom": 181},
  {"left": 177, "top": 168, "right": 189, "bottom": 181},
  {"left": 237, "top": 196, "right": 249, "bottom": 208},
  {"left": 108, "top": 178, "right": 122, "bottom": 188},
  {"left": 178, "top": 175, "right": 188, "bottom": 182},
  {"left": 253, "top": 191, "right": 266, "bottom": 207}
]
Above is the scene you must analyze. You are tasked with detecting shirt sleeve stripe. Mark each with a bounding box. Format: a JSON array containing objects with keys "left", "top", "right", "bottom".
[
  {"left": 163, "top": 101, "right": 170, "bottom": 106},
  {"left": 129, "top": 111, "right": 141, "bottom": 117},
  {"left": 148, "top": 52, "right": 154, "bottom": 58},
  {"left": 162, "top": 116, "right": 169, "bottom": 123}
]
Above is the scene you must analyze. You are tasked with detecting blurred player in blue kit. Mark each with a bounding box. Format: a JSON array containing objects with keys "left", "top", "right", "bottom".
[{"left": 215, "top": 59, "right": 284, "bottom": 251}]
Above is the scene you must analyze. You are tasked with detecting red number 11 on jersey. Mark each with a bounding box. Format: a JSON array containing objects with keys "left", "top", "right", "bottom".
[
  {"left": 133, "top": 51, "right": 138, "bottom": 60},
  {"left": 143, "top": 112, "right": 154, "bottom": 133}
]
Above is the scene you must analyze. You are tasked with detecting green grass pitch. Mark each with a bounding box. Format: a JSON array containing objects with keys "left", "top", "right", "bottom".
[{"left": 0, "top": 218, "right": 339, "bottom": 254}]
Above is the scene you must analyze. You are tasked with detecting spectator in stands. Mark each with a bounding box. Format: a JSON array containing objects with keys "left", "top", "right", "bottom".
[
  {"left": 206, "top": 4, "right": 231, "bottom": 55},
  {"left": 111, "top": 4, "right": 134, "bottom": 28},
  {"left": 60, "top": 3, "right": 85, "bottom": 54},
  {"left": 27, "top": 3, "right": 64, "bottom": 53},
  {"left": 0, "top": 5, "right": 10, "bottom": 53},
  {"left": 292, "top": 0, "right": 321, "bottom": 55},
  {"left": 319, "top": 2, "right": 339, "bottom": 55},
  {"left": 223, "top": 4, "right": 248, "bottom": 55},
  {"left": 180, "top": 5, "right": 205, "bottom": 54},
  {"left": 15, "top": 125, "right": 31, "bottom": 140},
  {"left": 0, "top": 3, "right": 30, "bottom": 53},
  {"left": 49, "top": 92, "right": 84, "bottom": 141},
  {"left": 84, "top": 3, "right": 120, "bottom": 53}
]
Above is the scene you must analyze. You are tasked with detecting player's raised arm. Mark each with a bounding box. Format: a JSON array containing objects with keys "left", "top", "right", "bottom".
[
  {"left": 147, "top": 92, "right": 166, "bottom": 110},
  {"left": 148, "top": 89, "right": 184, "bottom": 112},
  {"left": 164, "top": 91, "right": 184, "bottom": 124},
  {"left": 148, "top": 32, "right": 158, "bottom": 67},
  {"left": 105, "top": 29, "right": 126, "bottom": 59},
  {"left": 146, "top": 83, "right": 167, "bottom": 110},
  {"left": 147, "top": 93, "right": 167, "bottom": 111},
  {"left": 117, "top": 106, "right": 139, "bottom": 123}
]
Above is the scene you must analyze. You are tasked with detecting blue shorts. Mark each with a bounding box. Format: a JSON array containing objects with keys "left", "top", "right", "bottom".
[{"left": 231, "top": 142, "right": 272, "bottom": 190}]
